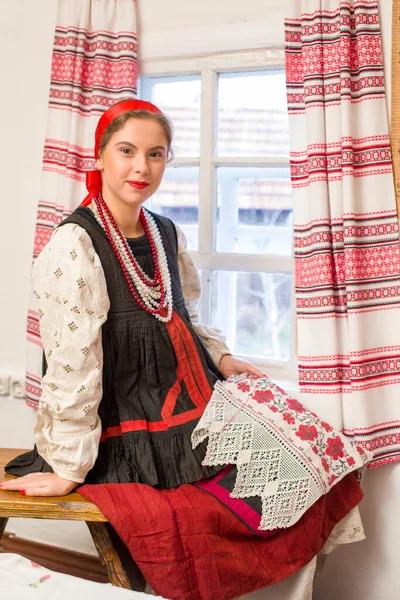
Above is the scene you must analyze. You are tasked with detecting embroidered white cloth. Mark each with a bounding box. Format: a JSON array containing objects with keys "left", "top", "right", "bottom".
[
  {"left": 0, "top": 553, "right": 163, "bottom": 599},
  {"left": 192, "top": 375, "right": 371, "bottom": 530}
]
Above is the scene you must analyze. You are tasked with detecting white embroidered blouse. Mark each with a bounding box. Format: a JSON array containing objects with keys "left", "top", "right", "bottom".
[{"left": 32, "top": 222, "right": 230, "bottom": 483}]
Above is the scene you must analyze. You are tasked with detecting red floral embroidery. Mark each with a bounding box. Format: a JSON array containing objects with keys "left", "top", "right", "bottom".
[
  {"left": 287, "top": 398, "right": 306, "bottom": 413},
  {"left": 237, "top": 382, "right": 251, "bottom": 393},
  {"left": 224, "top": 375, "right": 370, "bottom": 497},
  {"left": 295, "top": 424, "right": 318, "bottom": 441},
  {"left": 282, "top": 412, "right": 296, "bottom": 425},
  {"left": 321, "top": 421, "right": 333, "bottom": 432},
  {"left": 252, "top": 389, "right": 274, "bottom": 404},
  {"left": 326, "top": 436, "right": 345, "bottom": 460},
  {"left": 321, "top": 458, "right": 330, "bottom": 472}
]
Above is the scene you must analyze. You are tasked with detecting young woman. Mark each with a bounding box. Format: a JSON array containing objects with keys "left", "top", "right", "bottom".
[
  {"left": 3, "top": 99, "right": 261, "bottom": 495},
  {"left": 1, "top": 100, "right": 363, "bottom": 600}
]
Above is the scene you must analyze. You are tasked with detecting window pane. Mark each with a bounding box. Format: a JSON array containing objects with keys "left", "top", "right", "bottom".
[
  {"left": 149, "top": 77, "right": 201, "bottom": 158},
  {"left": 148, "top": 167, "right": 199, "bottom": 251},
  {"left": 217, "top": 71, "right": 289, "bottom": 158},
  {"left": 211, "top": 270, "right": 292, "bottom": 361},
  {"left": 216, "top": 167, "right": 293, "bottom": 255}
]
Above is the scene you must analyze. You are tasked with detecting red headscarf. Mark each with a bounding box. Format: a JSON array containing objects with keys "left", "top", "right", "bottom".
[{"left": 81, "top": 99, "right": 163, "bottom": 206}]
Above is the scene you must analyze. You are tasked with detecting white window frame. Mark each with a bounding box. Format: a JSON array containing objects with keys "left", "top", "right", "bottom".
[{"left": 140, "top": 49, "right": 297, "bottom": 382}]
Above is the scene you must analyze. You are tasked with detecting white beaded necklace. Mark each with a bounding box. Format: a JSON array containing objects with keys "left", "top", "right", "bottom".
[{"left": 91, "top": 194, "right": 173, "bottom": 322}]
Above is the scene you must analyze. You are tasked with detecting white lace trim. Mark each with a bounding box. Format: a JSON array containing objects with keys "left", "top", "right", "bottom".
[{"left": 192, "top": 376, "right": 371, "bottom": 530}]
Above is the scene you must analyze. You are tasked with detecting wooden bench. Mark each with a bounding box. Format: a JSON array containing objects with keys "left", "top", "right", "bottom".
[{"left": 0, "top": 448, "right": 145, "bottom": 592}]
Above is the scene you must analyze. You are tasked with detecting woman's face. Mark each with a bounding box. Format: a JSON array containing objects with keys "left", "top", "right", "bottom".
[{"left": 96, "top": 117, "right": 168, "bottom": 209}]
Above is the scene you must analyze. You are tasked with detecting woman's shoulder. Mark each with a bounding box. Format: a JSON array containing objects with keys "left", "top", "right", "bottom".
[
  {"left": 33, "top": 222, "right": 97, "bottom": 276},
  {"left": 49, "top": 221, "right": 94, "bottom": 253}
]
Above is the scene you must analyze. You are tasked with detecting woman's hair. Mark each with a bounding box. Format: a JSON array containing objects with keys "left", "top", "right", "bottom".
[{"left": 99, "top": 110, "right": 174, "bottom": 161}]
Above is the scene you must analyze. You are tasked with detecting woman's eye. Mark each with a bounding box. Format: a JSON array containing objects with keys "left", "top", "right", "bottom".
[
  {"left": 149, "top": 151, "right": 163, "bottom": 158},
  {"left": 121, "top": 148, "right": 132, "bottom": 155}
]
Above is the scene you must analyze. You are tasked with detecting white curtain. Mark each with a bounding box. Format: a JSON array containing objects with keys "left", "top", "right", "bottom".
[
  {"left": 26, "top": 0, "right": 137, "bottom": 409},
  {"left": 285, "top": 0, "right": 400, "bottom": 467}
]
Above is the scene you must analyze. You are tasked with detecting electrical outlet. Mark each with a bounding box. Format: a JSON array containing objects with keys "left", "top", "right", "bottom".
[
  {"left": 0, "top": 375, "right": 10, "bottom": 396},
  {"left": 10, "top": 377, "right": 25, "bottom": 399}
]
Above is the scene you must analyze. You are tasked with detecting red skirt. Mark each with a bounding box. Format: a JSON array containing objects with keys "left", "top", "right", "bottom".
[{"left": 79, "top": 471, "right": 363, "bottom": 600}]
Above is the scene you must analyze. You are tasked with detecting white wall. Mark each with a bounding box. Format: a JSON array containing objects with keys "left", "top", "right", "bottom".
[
  {"left": 314, "top": 462, "right": 400, "bottom": 600},
  {"left": 0, "top": 0, "right": 57, "bottom": 447},
  {"left": 136, "top": 0, "right": 284, "bottom": 61}
]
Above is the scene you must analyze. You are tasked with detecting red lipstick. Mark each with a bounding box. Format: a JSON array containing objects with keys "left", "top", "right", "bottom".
[{"left": 127, "top": 180, "right": 150, "bottom": 189}]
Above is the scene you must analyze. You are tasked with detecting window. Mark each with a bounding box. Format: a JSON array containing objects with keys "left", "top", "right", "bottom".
[{"left": 139, "top": 50, "right": 295, "bottom": 380}]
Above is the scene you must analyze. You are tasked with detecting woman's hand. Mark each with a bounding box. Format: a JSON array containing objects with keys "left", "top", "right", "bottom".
[
  {"left": 218, "top": 354, "right": 264, "bottom": 379},
  {"left": 0, "top": 472, "right": 78, "bottom": 497}
]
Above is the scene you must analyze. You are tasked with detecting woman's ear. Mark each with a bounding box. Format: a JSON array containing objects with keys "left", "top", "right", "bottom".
[{"left": 95, "top": 156, "right": 103, "bottom": 170}]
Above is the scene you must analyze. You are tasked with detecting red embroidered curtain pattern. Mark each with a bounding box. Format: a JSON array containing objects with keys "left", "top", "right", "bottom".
[
  {"left": 285, "top": 0, "right": 400, "bottom": 466},
  {"left": 26, "top": 0, "right": 137, "bottom": 409}
]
